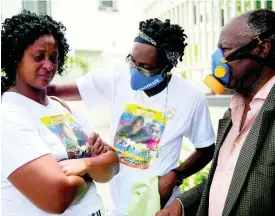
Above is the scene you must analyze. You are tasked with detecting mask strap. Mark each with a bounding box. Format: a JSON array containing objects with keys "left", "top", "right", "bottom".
[
  {"left": 160, "top": 65, "right": 172, "bottom": 78},
  {"left": 227, "top": 51, "right": 264, "bottom": 65},
  {"left": 225, "top": 33, "right": 268, "bottom": 91},
  {"left": 226, "top": 30, "right": 273, "bottom": 64}
]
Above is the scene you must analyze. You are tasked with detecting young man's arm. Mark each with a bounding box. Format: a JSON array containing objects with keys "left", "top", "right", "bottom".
[
  {"left": 156, "top": 180, "right": 207, "bottom": 216},
  {"left": 159, "top": 145, "right": 214, "bottom": 207},
  {"left": 159, "top": 96, "right": 215, "bottom": 207},
  {"left": 47, "top": 83, "right": 81, "bottom": 101},
  {"left": 48, "top": 67, "right": 116, "bottom": 108}
]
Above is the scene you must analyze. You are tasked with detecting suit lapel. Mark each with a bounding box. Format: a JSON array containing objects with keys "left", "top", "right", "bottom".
[
  {"left": 197, "top": 109, "right": 232, "bottom": 215},
  {"left": 222, "top": 85, "right": 275, "bottom": 216},
  {"left": 216, "top": 110, "right": 232, "bottom": 149}
]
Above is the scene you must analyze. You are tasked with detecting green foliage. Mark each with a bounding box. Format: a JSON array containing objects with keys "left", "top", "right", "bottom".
[
  {"left": 226, "top": 0, "right": 273, "bottom": 14},
  {"left": 180, "top": 165, "right": 210, "bottom": 192},
  {"left": 178, "top": 144, "right": 210, "bottom": 192},
  {"left": 65, "top": 56, "right": 89, "bottom": 75},
  {"left": 226, "top": 0, "right": 272, "bottom": 14},
  {"left": 180, "top": 71, "right": 187, "bottom": 79}
]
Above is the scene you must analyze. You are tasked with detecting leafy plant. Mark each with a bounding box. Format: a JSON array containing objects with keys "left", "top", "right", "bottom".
[
  {"left": 180, "top": 71, "right": 187, "bottom": 79},
  {"left": 178, "top": 146, "right": 211, "bottom": 192},
  {"left": 65, "top": 56, "right": 89, "bottom": 75},
  {"left": 226, "top": 0, "right": 273, "bottom": 14},
  {"left": 180, "top": 165, "right": 210, "bottom": 192}
]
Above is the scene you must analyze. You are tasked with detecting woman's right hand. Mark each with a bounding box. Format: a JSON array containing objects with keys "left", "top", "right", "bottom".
[
  {"left": 88, "top": 132, "right": 108, "bottom": 156},
  {"left": 83, "top": 132, "right": 119, "bottom": 183}
]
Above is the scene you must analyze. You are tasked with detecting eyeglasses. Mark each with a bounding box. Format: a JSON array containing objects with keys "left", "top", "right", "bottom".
[{"left": 126, "top": 54, "right": 168, "bottom": 77}]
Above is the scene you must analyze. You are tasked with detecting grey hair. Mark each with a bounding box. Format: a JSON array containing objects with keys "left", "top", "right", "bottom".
[
  {"left": 241, "top": 9, "right": 275, "bottom": 63},
  {"left": 243, "top": 9, "right": 275, "bottom": 42}
]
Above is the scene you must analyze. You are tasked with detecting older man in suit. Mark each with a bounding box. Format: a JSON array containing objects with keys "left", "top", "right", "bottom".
[{"left": 156, "top": 9, "right": 275, "bottom": 216}]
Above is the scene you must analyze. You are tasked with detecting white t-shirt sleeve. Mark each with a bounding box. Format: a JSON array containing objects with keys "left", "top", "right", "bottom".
[
  {"left": 188, "top": 99, "right": 215, "bottom": 149},
  {"left": 76, "top": 67, "right": 115, "bottom": 109},
  {"left": 1, "top": 108, "right": 51, "bottom": 179}
]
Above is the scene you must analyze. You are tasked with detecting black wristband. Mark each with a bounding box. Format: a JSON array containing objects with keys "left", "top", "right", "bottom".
[{"left": 171, "top": 169, "right": 185, "bottom": 186}]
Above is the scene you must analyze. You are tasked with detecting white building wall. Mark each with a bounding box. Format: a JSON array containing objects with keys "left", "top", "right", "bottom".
[
  {"left": 2, "top": 0, "right": 147, "bottom": 69},
  {"left": 1, "top": 0, "right": 22, "bottom": 20}
]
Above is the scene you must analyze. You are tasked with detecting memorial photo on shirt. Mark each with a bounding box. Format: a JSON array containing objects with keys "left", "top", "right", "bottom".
[
  {"left": 114, "top": 104, "right": 167, "bottom": 169},
  {"left": 41, "top": 114, "right": 90, "bottom": 159}
]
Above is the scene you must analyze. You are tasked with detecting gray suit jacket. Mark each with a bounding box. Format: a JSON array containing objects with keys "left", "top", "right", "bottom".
[{"left": 178, "top": 85, "right": 275, "bottom": 216}]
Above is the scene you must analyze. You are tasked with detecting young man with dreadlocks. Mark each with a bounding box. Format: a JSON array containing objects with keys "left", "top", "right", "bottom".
[{"left": 48, "top": 19, "right": 215, "bottom": 216}]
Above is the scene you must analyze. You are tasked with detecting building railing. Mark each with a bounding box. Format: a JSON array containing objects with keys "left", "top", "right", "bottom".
[{"left": 143, "top": 0, "right": 275, "bottom": 92}]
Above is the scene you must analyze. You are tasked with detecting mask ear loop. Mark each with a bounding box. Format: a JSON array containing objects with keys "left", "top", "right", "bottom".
[{"left": 161, "top": 63, "right": 173, "bottom": 79}]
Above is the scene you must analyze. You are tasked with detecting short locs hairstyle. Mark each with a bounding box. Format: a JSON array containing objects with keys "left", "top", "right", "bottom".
[{"left": 139, "top": 18, "right": 187, "bottom": 67}]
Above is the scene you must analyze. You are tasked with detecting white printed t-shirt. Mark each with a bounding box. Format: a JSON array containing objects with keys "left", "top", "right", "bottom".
[
  {"left": 1, "top": 92, "right": 103, "bottom": 216},
  {"left": 77, "top": 67, "right": 215, "bottom": 216}
]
